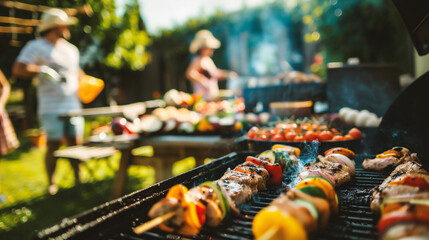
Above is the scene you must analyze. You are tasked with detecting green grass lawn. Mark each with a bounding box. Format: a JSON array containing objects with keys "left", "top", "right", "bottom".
[{"left": 0, "top": 138, "right": 196, "bottom": 240}]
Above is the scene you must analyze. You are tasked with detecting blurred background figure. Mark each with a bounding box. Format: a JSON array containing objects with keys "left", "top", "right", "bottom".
[
  {"left": 12, "top": 8, "right": 84, "bottom": 195},
  {"left": 0, "top": 70, "right": 20, "bottom": 156},
  {"left": 186, "top": 29, "right": 237, "bottom": 101}
]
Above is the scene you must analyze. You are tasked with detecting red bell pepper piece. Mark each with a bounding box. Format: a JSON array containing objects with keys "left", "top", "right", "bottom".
[
  {"left": 389, "top": 175, "right": 429, "bottom": 191},
  {"left": 246, "top": 156, "right": 283, "bottom": 186},
  {"left": 195, "top": 201, "right": 206, "bottom": 226},
  {"left": 234, "top": 167, "right": 257, "bottom": 175}
]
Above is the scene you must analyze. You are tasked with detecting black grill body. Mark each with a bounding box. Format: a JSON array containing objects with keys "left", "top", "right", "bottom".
[{"left": 34, "top": 152, "right": 388, "bottom": 240}]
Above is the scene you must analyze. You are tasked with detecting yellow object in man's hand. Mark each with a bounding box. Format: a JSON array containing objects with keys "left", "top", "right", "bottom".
[{"left": 78, "top": 75, "right": 104, "bottom": 104}]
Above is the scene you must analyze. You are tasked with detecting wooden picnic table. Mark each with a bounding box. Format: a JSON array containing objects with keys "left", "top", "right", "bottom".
[
  {"left": 59, "top": 102, "right": 245, "bottom": 200},
  {"left": 107, "top": 134, "right": 244, "bottom": 199}
]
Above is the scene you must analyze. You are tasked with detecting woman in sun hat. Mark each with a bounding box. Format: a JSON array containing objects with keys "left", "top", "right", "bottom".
[
  {"left": 186, "top": 30, "right": 237, "bottom": 101},
  {"left": 12, "top": 8, "right": 84, "bottom": 195}
]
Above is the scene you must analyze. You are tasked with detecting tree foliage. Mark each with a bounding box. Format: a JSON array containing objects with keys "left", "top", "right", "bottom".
[
  {"left": 0, "top": 0, "right": 151, "bottom": 76},
  {"left": 294, "top": 0, "right": 411, "bottom": 74},
  {"left": 104, "top": 0, "right": 151, "bottom": 71}
]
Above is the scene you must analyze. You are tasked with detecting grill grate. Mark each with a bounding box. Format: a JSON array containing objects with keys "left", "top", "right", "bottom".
[
  {"left": 34, "top": 153, "right": 389, "bottom": 240},
  {"left": 123, "top": 155, "right": 388, "bottom": 240}
]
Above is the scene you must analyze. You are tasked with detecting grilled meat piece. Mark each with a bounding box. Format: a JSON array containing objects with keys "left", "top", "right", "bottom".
[
  {"left": 300, "top": 161, "right": 351, "bottom": 187},
  {"left": 221, "top": 168, "right": 267, "bottom": 192},
  {"left": 204, "top": 199, "right": 223, "bottom": 227},
  {"left": 371, "top": 162, "right": 429, "bottom": 213},
  {"left": 363, "top": 156, "right": 403, "bottom": 172},
  {"left": 285, "top": 188, "right": 331, "bottom": 230},
  {"left": 380, "top": 222, "right": 429, "bottom": 240},
  {"left": 186, "top": 185, "right": 213, "bottom": 202},
  {"left": 318, "top": 154, "right": 355, "bottom": 176},
  {"left": 234, "top": 161, "right": 270, "bottom": 181},
  {"left": 373, "top": 161, "right": 427, "bottom": 198},
  {"left": 380, "top": 184, "right": 422, "bottom": 199},
  {"left": 270, "top": 194, "right": 318, "bottom": 234},
  {"left": 186, "top": 186, "right": 224, "bottom": 227},
  {"left": 390, "top": 155, "right": 424, "bottom": 174},
  {"left": 148, "top": 198, "right": 185, "bottom": 227},
  {"left": 362, "top": 147, "right": 412, "bottom": 172},
  {"left": 216, "top": 179, "right": 252, "bottom": 207}
]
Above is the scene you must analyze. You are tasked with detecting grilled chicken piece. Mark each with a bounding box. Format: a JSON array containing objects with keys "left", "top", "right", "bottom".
[
  {"left": 362, "top": 147, "right": 412, "bottom": 172},
  {"left": 270, "top": 194, "right": 318, "bottom": 234},
  {"left": 380, "top": 222, "right": 429, "bottom": 240},
  {"left": 184, "top": 186, "right": 224, "bottom": 227},
  {"left": 285, "top": 188, "right": 331, "bottom": 231},
  {"left": 234, "top": 161, "right": 270, "bottom": 181},
  {"left": 216, "top": 179, "right": 252, "bottom": 207},
  {"left": 371, "top": 162, "right": 429, "bottom": 213},
  {"left": 318, "top": 154, "right": 355, "bottom": 176},
  {"left": 372, "top": 161, "right": 427, "bottom": 197},
  {"left": 380, "top": 184, "right": 422, "bottom": 199},
  {"left": 299, "top": 161, "right": 351, "bottom": 187},
  {"left": 148, "top": 198, "right": 185, "bottom": 227},
  {"left": 204, "top": 199, "right": 223, "bottom": 227},
  {"left": 389, "top": 155, "right": 424, "bottom": 174},
  {"left": 221, "top": 168, "right": 268, "bottom": 192}
]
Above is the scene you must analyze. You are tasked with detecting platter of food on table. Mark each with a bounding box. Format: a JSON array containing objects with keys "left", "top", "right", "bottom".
[{"left": 245, "top": 117, "right": 363, "bottom": 153}]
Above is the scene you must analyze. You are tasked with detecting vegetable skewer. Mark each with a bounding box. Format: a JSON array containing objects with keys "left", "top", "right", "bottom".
[
  {"left": 363, "top": 147, "right": 429, "bottom": 239},
  {"left": 252, "top": 147, "right": 356, "bottom": 240},
  {"left": 134, "top": 144, "right": 300, "bottom": 236}
]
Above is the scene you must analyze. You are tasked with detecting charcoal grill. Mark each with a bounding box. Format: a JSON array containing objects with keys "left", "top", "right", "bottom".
[{"left": 34, "top": 149, "right": 389, "bottom": 240}]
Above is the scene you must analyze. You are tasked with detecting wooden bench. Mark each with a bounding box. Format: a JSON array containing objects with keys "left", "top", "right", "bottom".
[{"left": 53, "top": 145, "right": 119, "bottom": 179}]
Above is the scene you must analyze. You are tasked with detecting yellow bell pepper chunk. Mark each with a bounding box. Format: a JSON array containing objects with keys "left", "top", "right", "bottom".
[{"left": 253, "top": 206, "right": 307, "bottom": 240}]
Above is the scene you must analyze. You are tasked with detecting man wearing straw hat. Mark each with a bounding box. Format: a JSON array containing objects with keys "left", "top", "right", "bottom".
[
  {"left": 12, "top": 8, "right": 84, "bottom": 195},
  {"left": 186, "top": 30, "right": 237, "bottom": 101}
]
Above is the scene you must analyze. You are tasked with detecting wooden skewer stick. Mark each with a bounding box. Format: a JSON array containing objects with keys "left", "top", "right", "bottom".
[
  {"left": 259, "top": 226, "right": 279, "bottom": 240},
  {"left": 133, "top": 211, "right": 177, "bottom": 235}
]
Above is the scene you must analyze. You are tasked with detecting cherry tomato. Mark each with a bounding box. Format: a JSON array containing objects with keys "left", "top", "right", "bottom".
[
  {"left": 331, "top": 135, "right": 345, "bottom": 141},
  {"left": 285, "top": 131, "right": 296, "bottom": 141},
  {"left": 348, "top": 128, "right": 362, "bottom": 139},
  {"left": 294, "top": 135, "right": 305, "bottom": 142},
  {"left": 301, "top": 123, "right": 312, "bottom": 131},
  {"left": 318, "top": 131, "right": 334, "bottom": 141},
  {"left": 275, "top": 123, "right": 288, "bottom": 129},
  {"left": 259, "top": 133, "right": 269, "bottom": 141},
  {"left": 272, "top": 133, "right": 286, "bottom": 141},
  {"left": 272, "top": 127, "right": 283, "bottom": 135},
  {"left": 247, "top": 126, "right": 259, "bottom": 139},
  {"left": 319, "top": 124, "right": 328, "bottom": 131},
  {"left": 343, "top": 134, "right": 353, "bottom": 140},
  {"left": 304, "top": 130, "right": 319, "bottom": 141},
  {"left": 311, "top": 123, "right": 320, "bottom": 131},
  {"left": 258, "top": 129, "right": 271, "bottom": 141}
]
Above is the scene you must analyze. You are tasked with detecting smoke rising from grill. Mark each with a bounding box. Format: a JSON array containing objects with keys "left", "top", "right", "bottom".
[{"left": 287, "top": 141, "right": 320, "bottom": 188}]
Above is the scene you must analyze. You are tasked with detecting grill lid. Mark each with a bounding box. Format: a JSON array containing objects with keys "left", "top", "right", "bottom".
[{"left": 375, "top": 71, "right": 429, "bottom": 169}]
